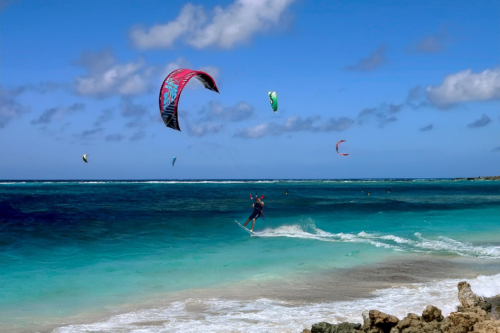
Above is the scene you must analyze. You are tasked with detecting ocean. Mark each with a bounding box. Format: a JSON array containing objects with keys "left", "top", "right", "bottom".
[{"left": 1, "top": 179, "right": 500, "bottom": 332}]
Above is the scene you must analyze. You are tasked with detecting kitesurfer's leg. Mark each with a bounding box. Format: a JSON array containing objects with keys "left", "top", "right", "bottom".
[
  {"left": 250, "top": 219, "right": 256, "bottom": 232},
  {"left": 245, "top": 211, "right": 258, "bottom": 227}
]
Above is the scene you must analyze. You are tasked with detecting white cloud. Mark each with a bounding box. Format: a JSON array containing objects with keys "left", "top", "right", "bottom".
[
  {"left": 234, "top": 115, "right": 354, "bottom": 139},
  {"left": 186, "top": 122, "right": 224, "bottom": 137},
  {"left": 201, "top": 101, "right": 253, "bottom": 122},
  {"left": 130, "top": 0, "right": 295, "bottom": 50},
  {"left": 130, "top": 4, "right": 206, "bottom": 49},
  {"left": 426, "top": 68, "right": 500, "bottom": 108},
  {"left": 236, "top": 123, "right": 270, "bottom": 138},
  {"left": 161, "top": 57, "right": 191, "bottom": 79},
  {"left": 75, "top": 50, "right": 151, "bottom": 98},
  {"left": 75, "top": 51, "right": 219, "bottom": 97}
]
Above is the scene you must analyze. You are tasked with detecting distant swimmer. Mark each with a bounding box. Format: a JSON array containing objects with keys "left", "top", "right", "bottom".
[
  {"left": 366, "top": 192, "right": 370, "bottom": 196},
  {"left": 388, "top": 189, "right": 391, "bottom": 194},
  {"left": 285, "top": 189, "right": 289, "bottom": 195},
  {"left": 243, "top": 197, "right": 264, "bottom": 232}
]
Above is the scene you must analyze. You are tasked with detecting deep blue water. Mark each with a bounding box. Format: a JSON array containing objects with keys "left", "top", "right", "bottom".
[{"left": 1, "top": 179, "right": 499, "bottom": 332}]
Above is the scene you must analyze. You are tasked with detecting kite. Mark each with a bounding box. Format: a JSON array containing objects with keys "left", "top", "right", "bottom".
[
  {"left": 159, "top": 69, "right": 219, "bottom": 131},
  {"left": 268, "top": 91, "right": 278, "bottom": 112},
  {"left": 336, "top": 140, "right": 348, "bottom": 156},
  {"left": 82, "top": 154, "right": 88, "bottom": 163},
  {"left": 172, "top": 156, "right": 177, "bottom": 167}
]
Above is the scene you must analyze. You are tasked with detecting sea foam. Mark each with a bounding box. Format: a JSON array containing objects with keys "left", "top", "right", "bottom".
[{"left": 254, "top": 225, "right": 500, "bottom": 259}]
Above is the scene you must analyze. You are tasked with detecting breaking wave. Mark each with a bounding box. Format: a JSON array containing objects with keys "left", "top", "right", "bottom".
[{"left": 253, "top": 225, "right": 500, "bottom": 259}]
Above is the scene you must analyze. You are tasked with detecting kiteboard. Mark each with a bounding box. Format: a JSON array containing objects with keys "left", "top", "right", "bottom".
[{"left": 234, "top": 220, "right": 254, "bottom": 235}]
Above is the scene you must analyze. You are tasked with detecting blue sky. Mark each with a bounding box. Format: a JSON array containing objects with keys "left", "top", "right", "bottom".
[{"left": 1, "top": 0, "right": 498, "bottom": 179}]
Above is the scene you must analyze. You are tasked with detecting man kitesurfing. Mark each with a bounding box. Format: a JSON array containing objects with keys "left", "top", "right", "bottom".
[{"left": 243, "top": 197, "right": 264, "bottom": 232}]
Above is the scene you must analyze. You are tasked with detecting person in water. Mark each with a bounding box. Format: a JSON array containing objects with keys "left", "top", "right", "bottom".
[
  {"left": 243, "top": 197, "right": 264, "bottom": 232},
  {"left": 285, "top": 189, "right": 289, "bottom": 195}
]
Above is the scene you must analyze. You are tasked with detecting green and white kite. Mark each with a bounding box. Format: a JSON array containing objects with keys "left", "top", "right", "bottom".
[{"left": 268, "top": 91, "right": 278, "bottom": 112}]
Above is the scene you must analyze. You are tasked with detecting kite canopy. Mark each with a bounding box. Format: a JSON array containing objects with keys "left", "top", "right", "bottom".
[
  {"left": 336, "top": 140, "right": 348, "bottom": 156},
  {"left": 82, "top": 154, "right": 88, "bottom": 163},
  {"left": 268, "top": 91, "right": 278, "bottom": 112},
  {"left": 159, "top": 69, "right": 219, "bottom": 131},
  {"left": 172, "top": 156, "right": 177, "bottom": 167}
]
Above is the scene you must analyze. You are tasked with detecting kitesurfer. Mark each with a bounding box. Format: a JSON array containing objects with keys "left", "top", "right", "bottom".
[{"left": 243, "top": 197, "right": 264, "bottom": 232}]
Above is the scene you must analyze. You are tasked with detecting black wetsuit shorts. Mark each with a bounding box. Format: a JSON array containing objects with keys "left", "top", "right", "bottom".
[{"left": 249, "top": 203, "right": 263, "bottom": 220}]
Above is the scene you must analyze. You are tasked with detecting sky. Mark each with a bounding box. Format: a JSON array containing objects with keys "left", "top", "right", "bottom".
[{"left": 1, "top": 0, "right": 499, "bottom": 179}]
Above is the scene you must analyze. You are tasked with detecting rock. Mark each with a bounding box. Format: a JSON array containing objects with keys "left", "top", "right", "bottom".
[
  {"left": 422, "top": 305, "right": 444, "bottom": 322},
  {"left": 458, "top": 281, "right": 483, "bottom": 308},
  {"left": 448, "top": 307, "right": 487, "bottom": 333},
  {"left": 479, "top": 301, "right": 493, "bottom": 313},
  {"left": 349, "top": 323, "right": 363, "bottom": 330},
  {"left": 486, "top": 296, "right": 500, "bottom": 319},
  {"left": 302, "top": 329, "right": 312, "bottom": 333},
  {"left": 365, "top": 310, "right": 398, "bottom": 333},
  {"left": 312, "top": 322, "right": 332, "bottom": 333},
  {"left": 474, "top": 319, "right": 500, "bottom": 333},
  {"left": 395, "top": 313, "right": 421, "bottom": 332},
  {"left": 311, "top": 322, "right": 362, "bottom": 333}
]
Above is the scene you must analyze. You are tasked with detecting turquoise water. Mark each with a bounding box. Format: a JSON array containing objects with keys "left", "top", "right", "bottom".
[{"left": 1, "top": 180, "right": 499, "bottom": 331}]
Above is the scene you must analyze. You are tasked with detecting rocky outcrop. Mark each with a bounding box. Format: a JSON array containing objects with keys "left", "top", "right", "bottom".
[
  {"left": 311, "top": 321, "right": 362, "bottom": 333},
  {"left": 362, "top": 310, "right": 399, "bottom": 333},
  {"left": 458, "top": 281, "right": 484, "bottom": 308},
  {"left": 305, "top": 281, "right": 500, "bottom": 333}
]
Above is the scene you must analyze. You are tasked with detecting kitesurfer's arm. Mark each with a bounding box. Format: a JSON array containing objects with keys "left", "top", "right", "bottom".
[{"left": 251, "top": 203, "right": 255, "bottom": 208}]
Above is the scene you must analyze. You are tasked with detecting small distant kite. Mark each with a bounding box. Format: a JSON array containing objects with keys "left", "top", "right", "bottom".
[
  {"left": 336, "top": 140, "right": 348, "bottom": 156},
  {"left": 268, "top": 91, "right": 278, "bottom": 112},
  {"left": 82, "top": 154, "right": 88, "bottom": 163},
  {"left": 159, "top": 69, "right": 219, "bottom": 131},
  {"left": 172, "top": 156, "right": 177, "bottom": 167}
]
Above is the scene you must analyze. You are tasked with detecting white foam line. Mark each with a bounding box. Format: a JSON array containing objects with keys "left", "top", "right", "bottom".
[{"left": 254, "top": 225, "right": 500, "bottom": 259}]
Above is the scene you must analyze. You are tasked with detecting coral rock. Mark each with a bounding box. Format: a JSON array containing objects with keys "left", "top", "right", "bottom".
[
  {"left": 366, "top": 310, "right": 399, "bottom": 333},
  {"left": 422, "top": 305, "right": 444, "bottom": 322},
  {"left": 458, "top": 281, "right": 482, "bottom": 308}
]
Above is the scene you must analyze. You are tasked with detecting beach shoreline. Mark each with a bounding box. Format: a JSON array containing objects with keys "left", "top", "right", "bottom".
[{"left": 6, "top": 255, "right": 500, "bottom": 333}]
